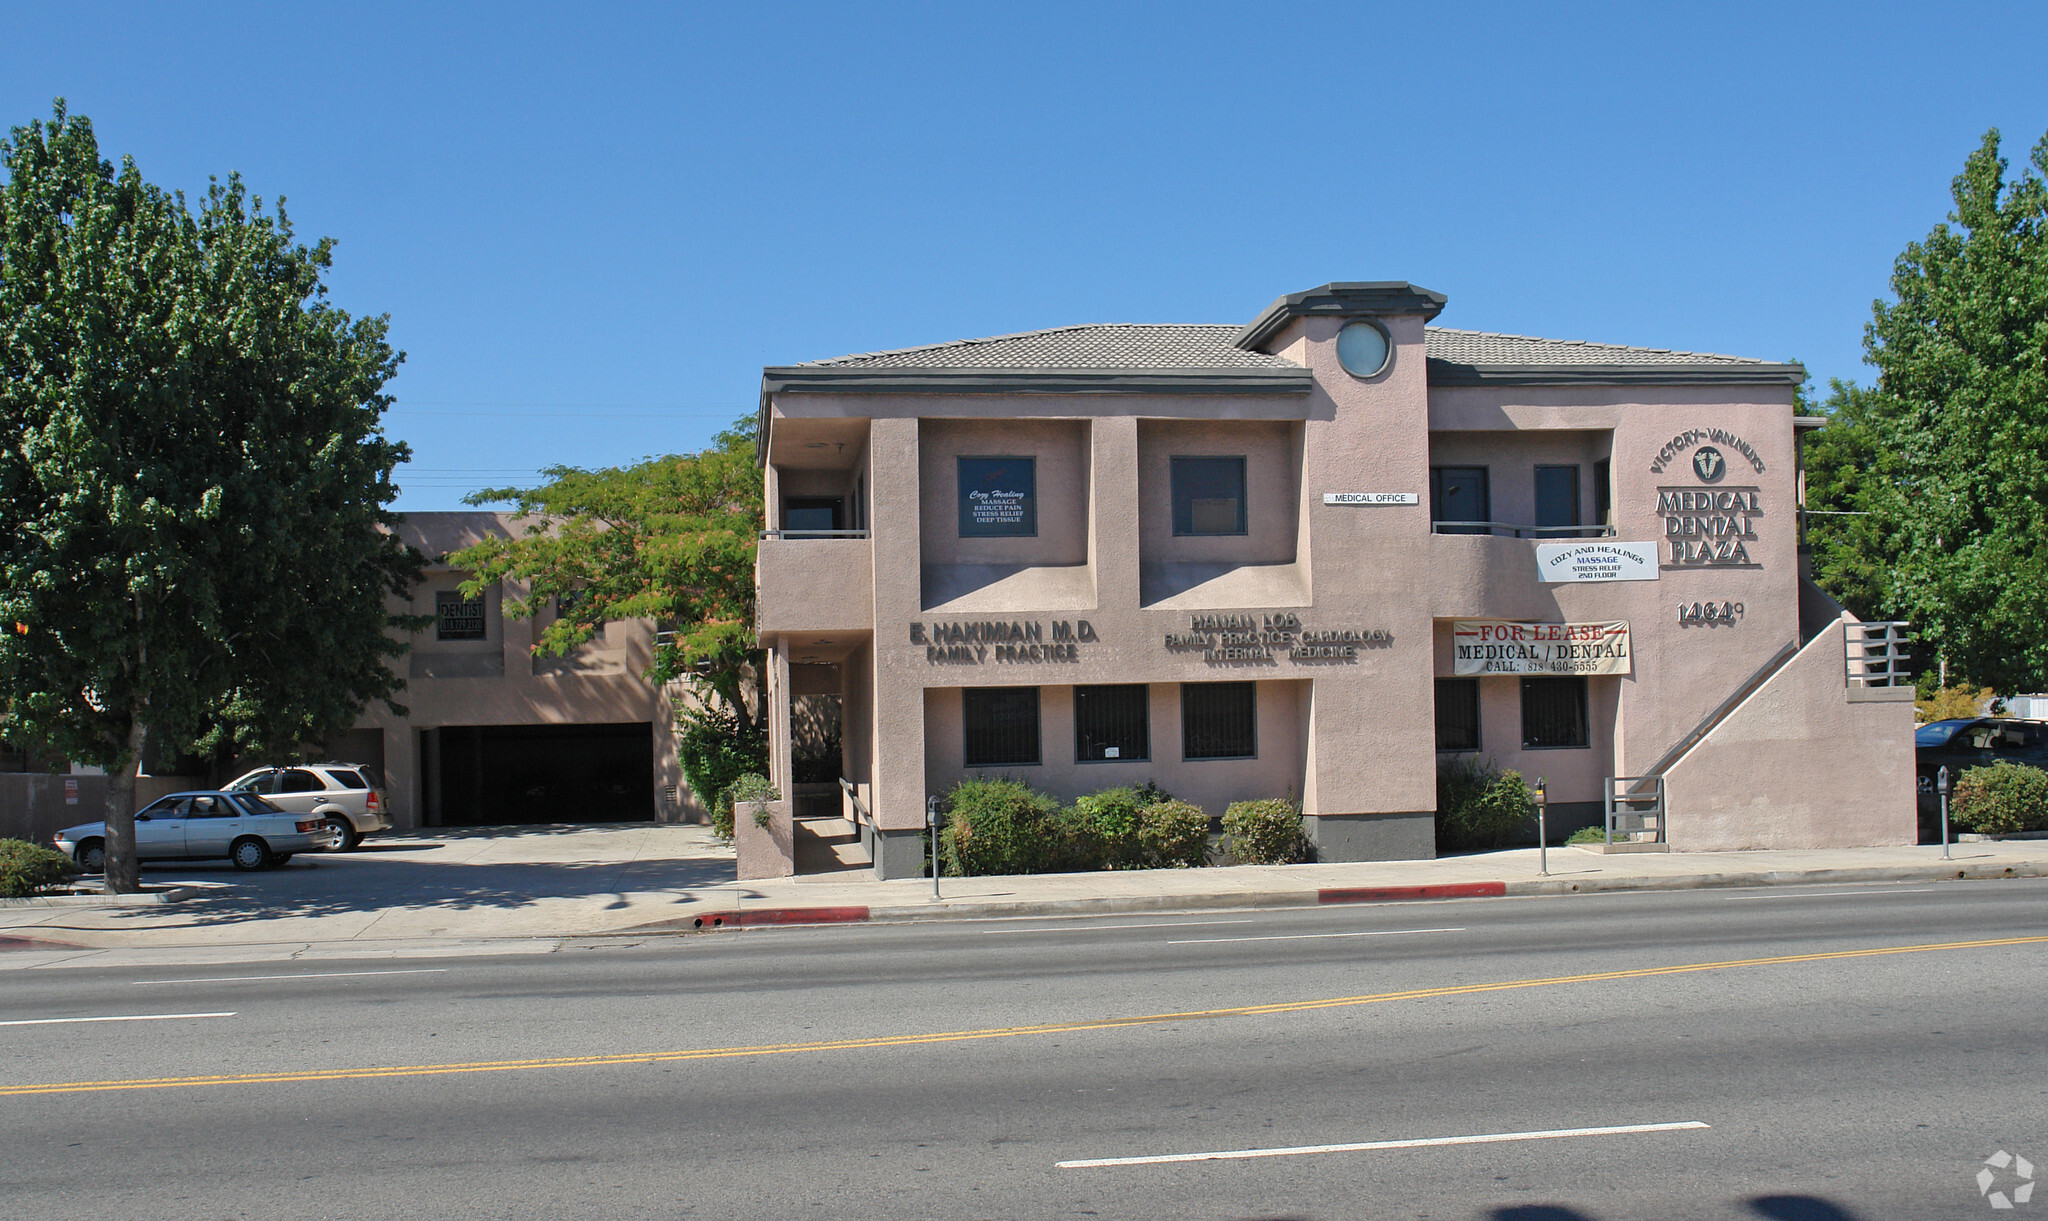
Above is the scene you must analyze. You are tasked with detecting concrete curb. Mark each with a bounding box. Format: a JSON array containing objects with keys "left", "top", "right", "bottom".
[
  {"left": 0, "top": 887, "right": 201, "bottom": 908},
  {"left": 659, "top": 863, "right": 2048, "bottom": 929}
]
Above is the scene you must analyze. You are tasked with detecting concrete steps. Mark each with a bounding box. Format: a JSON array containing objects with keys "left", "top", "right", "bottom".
[{"left": 794, "top": 815, "right": 871, "bottom": 875}]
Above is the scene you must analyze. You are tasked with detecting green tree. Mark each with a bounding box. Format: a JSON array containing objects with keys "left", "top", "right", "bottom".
[
  {"left": 1800, "top": 378, "right": 1891, "bottom": 621},
  {"left": 1803, "top": 128, "right": 2048, "bottom": 691},
  {"left": 450, "top": 417, "right": 764, "bottom": 722},
  {"left": 0, "top": 103, "right": 419, "bottom": 890}
]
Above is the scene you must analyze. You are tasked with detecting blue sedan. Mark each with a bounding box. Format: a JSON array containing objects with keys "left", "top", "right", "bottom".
[{"left": 54, "top": 790, "right": 323, "bottom": 872}]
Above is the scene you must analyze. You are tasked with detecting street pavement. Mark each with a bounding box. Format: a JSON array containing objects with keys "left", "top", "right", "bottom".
[
  {"left": 1, "top": 880, "right": 2043, "bottom": 1218},
  {"left": 3, "top": 822, "right": 2047, "bottom": 971}
]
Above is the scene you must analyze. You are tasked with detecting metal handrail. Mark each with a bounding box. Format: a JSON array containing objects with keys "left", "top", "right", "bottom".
[
  {"left": 760, "top": 529, "right": 871, "bottom": 540},
  {"left": 1846, "top": 620, "right": 1913, "bottom": 687},
  {"left": 1604, "top": 776, "right": 1666, "bottom": 846},
  {"left": 1430, "top": 521, "right": 1617, "bottom": 539},
  {"left": 838, "top": 777, "right": 873, "bottom": 828}
]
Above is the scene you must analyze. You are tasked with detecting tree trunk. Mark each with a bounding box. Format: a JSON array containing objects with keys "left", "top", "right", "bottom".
[{"left": 100, "top": 718, "right": 148, "bottom": 894}]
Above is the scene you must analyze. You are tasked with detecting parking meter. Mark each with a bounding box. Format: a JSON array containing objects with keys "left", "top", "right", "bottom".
[
  {"left": 1936, "top": 765, "right": 1952, "bottom": 860},
  {"left": 926, "top": 795, "right": 941, "bottom": 898},
  {"left": 1534, "top": 776, "right": 1548, "bottom": 876}
]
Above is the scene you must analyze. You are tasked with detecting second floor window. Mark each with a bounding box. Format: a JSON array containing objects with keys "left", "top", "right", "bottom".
[
  {"left": 1171, "top": 456, "right": 1247, "bottom": 536},
  {"left": 436, "top": 590, "right": 486, "bottom": 641}
]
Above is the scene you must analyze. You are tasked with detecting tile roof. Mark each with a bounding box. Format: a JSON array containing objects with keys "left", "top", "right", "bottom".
[
  {"left": 794, "top": 324, "right": 1299, "bottom": 370},
  {"left": 1422, "top": 328, "right": 1775, "bottom": 368}
]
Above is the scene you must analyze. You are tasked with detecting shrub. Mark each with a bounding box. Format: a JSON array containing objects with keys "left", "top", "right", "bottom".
[
  {"left": 0, "top": 839, "right": 77, "bottom": 899},
  {"left": 1436, "top": 756, "right": 1537, "bottom": 851},
  {"left": 941, "top": 778, "right": 1063, "bottom": 876},
  {"left": 1564, "top": 824, "right": 1608, "bottom": 846},
  {"left": 728, "top": 774, "right": 780, "bottom": 830},
  {"left": 1138, "top": 799, "right": 1210, "bottom": 868},
  {"left": 1950, "top": 763, "right": 2048, "bottom": 835},
  {"left": 677, "top": 704, "right": 767, "bottom": 842},
  {"left": 1068, "top": 787, "right": 1148, "bottom": 869},
  {"left": 1222, "top": 798, "right": 1306, "bottom": 865}
]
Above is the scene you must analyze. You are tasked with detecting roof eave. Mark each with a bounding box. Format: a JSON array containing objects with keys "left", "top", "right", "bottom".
[
  {"left": 1235, "top": 282, "right": 1450, "bottom": 352},
  {"left": 1426, "top": 360, "right": 1808, "bottom": 388}
]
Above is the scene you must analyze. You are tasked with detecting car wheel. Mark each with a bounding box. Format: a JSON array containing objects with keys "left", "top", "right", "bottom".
[
  {"left": 321, "top": 816, "right": 358, "bottom": 852},
  {"left": 229, "top": 837, "right": 273, "bottom": 871},
  {"left": 74, "top": 839, "right": 105, "bottom": 873}
]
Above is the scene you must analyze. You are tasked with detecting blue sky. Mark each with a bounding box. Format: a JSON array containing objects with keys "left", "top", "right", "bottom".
[{"left": 6, "top": 2, "right": 2045, "bottom": 510}]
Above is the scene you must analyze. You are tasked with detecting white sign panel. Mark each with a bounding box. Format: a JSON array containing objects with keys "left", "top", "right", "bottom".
[
  {"left": 1452, "top": 621, "right": 1633, "bottom": 676},
  {"left": 1323, "top": 492, "right": 1419, "bottom": 506},
  {"left": 1535, "top": 541, "right": 1661, "bottom": 583}
]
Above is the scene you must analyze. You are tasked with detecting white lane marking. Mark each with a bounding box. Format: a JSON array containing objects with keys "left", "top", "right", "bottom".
[
  {"left": 981, "top": 920, "right": 1258, "bottom": 935},
  {"left": 1057, "top": 1120, "right": 1711, "bottom": 1168},
  {"left": 1169, "top": 927, "right": 1463, "bottom": 945},
  {"left": 135, "top": 969, "right": 450, "bottom": 985},
  {"left": 1722, "top": 888, "right": 1937, "bottom": 901},
  {"left": 0, "top": 1012, "right": 236, "bottom": 1027}
]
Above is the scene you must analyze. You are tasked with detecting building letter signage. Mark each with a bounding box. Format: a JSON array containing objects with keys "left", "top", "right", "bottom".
[
  {"left": 1452, "top": 621, "right": 1632, "bottom": 676},
  {"left": 1657, "top": 487, "right": 1761, "bottom": 567},
  {"left": 911, "top": 619, "right": 1091, "bottom": 664},
  {"left": 1164, "top": 612, "right": 1391, "bottom": 665}
]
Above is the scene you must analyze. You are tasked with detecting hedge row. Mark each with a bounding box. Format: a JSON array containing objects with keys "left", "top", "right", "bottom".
[{"left": 936, "top": 780, "right": 1306, "bottom": 877}]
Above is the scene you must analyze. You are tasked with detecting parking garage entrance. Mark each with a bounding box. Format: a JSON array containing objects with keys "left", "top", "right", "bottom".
[{"left": 426, "top": 723, "right": 654, "bottom": 826}]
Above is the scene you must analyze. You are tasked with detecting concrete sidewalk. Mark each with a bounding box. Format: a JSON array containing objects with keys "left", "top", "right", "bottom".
[{"left": 3, "top": 822, "right": 2044, "bottom": 970}]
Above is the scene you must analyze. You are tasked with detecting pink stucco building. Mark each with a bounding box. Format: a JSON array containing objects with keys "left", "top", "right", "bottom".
[{"left": 749, "top": 282, "right": 1916, "bottom": 880}]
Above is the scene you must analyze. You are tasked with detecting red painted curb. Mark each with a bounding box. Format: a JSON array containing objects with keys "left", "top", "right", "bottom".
[
  {"left": 0, "top": 935, "right": 83, "bottom": 951},
  {"left": 689, "top": 906, "right": 871, "bottom": 929},
  {"left": 1318, "top": 882, "right": 1507, "bottom": 904}
]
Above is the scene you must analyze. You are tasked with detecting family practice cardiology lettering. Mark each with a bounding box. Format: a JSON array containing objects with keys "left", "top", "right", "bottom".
[{"left": 1451, "top": 621, "right": 1632, "bottom": 676}]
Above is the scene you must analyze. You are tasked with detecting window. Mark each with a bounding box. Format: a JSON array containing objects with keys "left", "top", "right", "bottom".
[
  {"left": 1171, "top": 456, "right": 1247, "bottom": 536},
  {"left": 1430, "top": 467, "right": 1490, "bottom": 534},
  {"left": 1075, "top": 685, "right": 1149, "bottom": 762},
  {"left": 1183, "top": 682, "right": 1256, "bottom": 760},
  {"left": 854, "top": 475, "right": 866, "bottom": 532},
  {"left": 1435, "top": 679, "right": 1480, "bottom": 751},
  {"left": 1593, "top": 459, "right": 1611, "bottom": 530},
  {"left": 962, "top": 687, "right": 1041, "bottom": 767},
  {"left": 328, "top": 769, "right": 368, "bottom": 790},
  {"left": 1521, "top": 677, "right": 1589, "bottom": 749},
  {"left": 958, "top": 456, "right": 1036, "bottom": 537},
  {"left": 783, "top": 497, "right": 843, "bottom": 532},
  {"left": 1534, "top": 465, "right": 1580, "bottom": 534},
  {"left": 280, "top": 769, "right": 326, "bottom": 794},
  {"left": 436, "top": 590, "right": 486, "bottom": 641}
]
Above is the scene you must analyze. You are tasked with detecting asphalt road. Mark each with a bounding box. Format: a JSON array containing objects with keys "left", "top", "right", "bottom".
[{"left": 2, "top": 878, "right": 2044, "bottom": 1220}]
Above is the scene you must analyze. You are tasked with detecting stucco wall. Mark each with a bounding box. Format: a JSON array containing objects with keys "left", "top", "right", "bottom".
[{"left": 1664, "top": 615, "right": 1916, "bottom": 850}]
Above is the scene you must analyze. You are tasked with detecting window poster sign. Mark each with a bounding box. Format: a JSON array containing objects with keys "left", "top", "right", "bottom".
[
  {"left": 1452, "top": 621, "right": 1632, "bottom": 676},
  {"left": 1534, "top": 541, "right": 1659, "bottom": 583},
  {"left": 958, "top": 456, "right": 1036, "bottom": 537}
]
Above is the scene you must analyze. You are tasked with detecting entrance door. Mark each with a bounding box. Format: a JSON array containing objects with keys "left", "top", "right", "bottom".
[{"left": 1430, "top": 467, "right": 1490, "bottom": 534}]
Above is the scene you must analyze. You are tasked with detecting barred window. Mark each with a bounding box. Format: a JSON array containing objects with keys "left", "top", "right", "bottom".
[
  {"left": 436, "top": 590, "right": 486, "bottom": 640},
  {"left": 1182, "top": 682, "right": 1256, "bottom": 760},
  {"left": 1075, "top": 684, "right": 1149, "bottom": 763},
  {"left": 1521, "top": 677, "right": 1589, "bottom": 749},
  {"left": 1435, "top": 679, "right": 1480, "bottom": 751},
  {"left": 962, "top": 687, "right": 1040, "bottom": 768}
]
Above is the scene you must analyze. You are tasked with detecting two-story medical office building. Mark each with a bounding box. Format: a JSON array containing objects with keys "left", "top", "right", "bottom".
[{"left": 749, "top": 282, "right": 1915, "bottom": 880}]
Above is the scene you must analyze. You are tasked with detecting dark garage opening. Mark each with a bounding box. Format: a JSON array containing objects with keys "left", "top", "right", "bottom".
[{"left": 431, "top": 723, "right": 654, "bottom": 826}]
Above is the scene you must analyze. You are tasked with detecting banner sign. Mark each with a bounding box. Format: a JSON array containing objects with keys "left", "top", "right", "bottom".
[
  {"left": 1452, "top": 621, "right": 1632, "bottom": 676},
  {"left": 1535, "top": 541, "right": 1660, "bottom": 583}
]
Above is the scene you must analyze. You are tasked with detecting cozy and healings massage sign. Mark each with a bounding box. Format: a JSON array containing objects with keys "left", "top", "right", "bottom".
[{"left": 1452, "top": 621, "right": 1632, "bottom": 676}]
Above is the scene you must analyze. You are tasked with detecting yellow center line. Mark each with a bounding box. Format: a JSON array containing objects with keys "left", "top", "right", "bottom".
[{"left": 5, "top": 933, "right": 2043, "bottom": 1098}]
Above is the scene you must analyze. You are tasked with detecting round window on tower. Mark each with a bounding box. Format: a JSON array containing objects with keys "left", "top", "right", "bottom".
[{"left": 1336, "top": 320, "right": 1391, "bottom": 379}]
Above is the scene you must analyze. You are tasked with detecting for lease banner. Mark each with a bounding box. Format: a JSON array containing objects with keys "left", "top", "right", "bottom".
[{"left": 1452, "top": 620, "right": 1632, "bottom": 676}]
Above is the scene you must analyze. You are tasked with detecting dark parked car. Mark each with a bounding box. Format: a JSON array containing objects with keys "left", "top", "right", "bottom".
[{"left": 1915, "top": 718, "right": 2048, "bottom": 839}]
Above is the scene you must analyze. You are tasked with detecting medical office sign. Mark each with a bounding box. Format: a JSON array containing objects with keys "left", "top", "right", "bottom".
[{"left": 1452, "top": 621, "right": 1633, "bottom": 676}]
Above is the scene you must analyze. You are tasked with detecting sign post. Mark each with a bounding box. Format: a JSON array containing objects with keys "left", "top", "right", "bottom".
[
  {"left": 1535, "top": 776, "right": 1549, "bottom": 877},
  {"left": 1937, "top": 766, "right": 1952, "bottom": 861}
]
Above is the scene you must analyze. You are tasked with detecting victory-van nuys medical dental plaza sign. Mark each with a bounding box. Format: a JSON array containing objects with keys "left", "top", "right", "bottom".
[{"left": 1452, "top": 621, "right": 1633, "bottom": 675}]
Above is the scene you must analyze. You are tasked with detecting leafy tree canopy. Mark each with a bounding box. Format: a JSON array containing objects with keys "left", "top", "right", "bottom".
[
  {"left": 451, "top": 417, "right": 764, "bottom": 720},
  {"left": 1804, "top": 127, "right": 2048, "bottom": 692},
  {"left": 0, "top": 102, "right": 419, "bottom": 888}
]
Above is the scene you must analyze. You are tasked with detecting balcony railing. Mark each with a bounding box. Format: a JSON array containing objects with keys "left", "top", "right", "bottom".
[
  {"left": 1846, "top": 620, "right": 1912, "bottom": 688},
  {"left": 760, "top": 529, "right": 871, "bottom": 540},
  {"left": 1430, "top": 521, "right": 1617, "bottom": 539}
]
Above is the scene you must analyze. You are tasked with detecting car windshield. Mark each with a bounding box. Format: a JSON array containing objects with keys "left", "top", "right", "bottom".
[
  {"left": 226, "top": 771, "right": 268, "bottom": 792},
  {"left": 1915, "top": 721, "right": 1968, "bottom": 747}
]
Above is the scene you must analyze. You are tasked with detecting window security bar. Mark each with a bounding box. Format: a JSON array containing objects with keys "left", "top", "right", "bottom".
[
  {"left": 759, "top": 529, "right": 871, "bottom": 540},
  {"left": 1845, "top": 621, "right": 1913, "bottom": 688},
  {"left": 1429, "top": 522, "right": 1618, "bottom": 539},
  {"left": 1603, "top": 775, "right": 1666, "bottom": 847}
]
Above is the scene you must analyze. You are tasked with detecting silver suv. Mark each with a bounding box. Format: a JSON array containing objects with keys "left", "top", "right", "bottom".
[{"left": 225, "top": 763, "right": 392, "bottom": 851}]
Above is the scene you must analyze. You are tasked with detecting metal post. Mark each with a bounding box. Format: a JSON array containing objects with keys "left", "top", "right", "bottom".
[
  {"left": 1535, "top": 777, "right": 1548, "bottom": 877},
  {"left": 927, "top": 795, "right": 941, "bottom": 899},
  {"left": 1937, "top": 765, "right": 1952, "bottom": 861}
]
